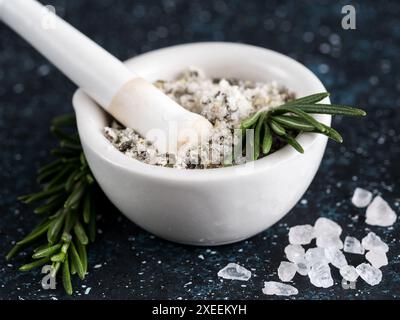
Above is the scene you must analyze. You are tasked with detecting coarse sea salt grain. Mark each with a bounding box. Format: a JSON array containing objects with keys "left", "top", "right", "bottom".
[
  {"left": 365, "top": 251, "right": 388, "bottom": 269},
  {"left": 308, "top": 261, "right": 334, "bottom": 288},
  {"left": 217, "top": 263, "right": 251, "bottom": 281},
  {"left": 314, "top": 217, "right": 342, "bottom": 238},
  {"left": 343, "top": 236, "right": 365, "bottom": 255},
  {"left": 296, "top": 258, "right": 311, "bottom": 276},
  {"left": 278, "top": 261, "right": 298, "bottom": 282},
  {"left": 316, "top": 234, "right": 343, "bottom": 250},
  {"left": 262, "top": 281, "right": 298, "bottom": 296},
  {"left": 356, "top": 263, "right": 382, "bottom": 286},
  {"left": 339, "top": 265, "right": 359, "bottom": 282},
  {"left": 288, "top": 224, "right": 314, "bottom": 245},
  {"left": 325, "top": 247, "right": 347, "bottom": 269},
  {"left": 361, "top": 232, "right": 389, "bottom": 253},
  {"left": 366, "top": 196, "right": 397, "bottom": 227},
  {"left": 284, "top": 244, "right": 305, "bottom": 263},
  {"left": 351, "top": 188, "right": 373, "bottom": 208},
  {"left": 304, "top": 247, "right": 328, "bottom": 265}
]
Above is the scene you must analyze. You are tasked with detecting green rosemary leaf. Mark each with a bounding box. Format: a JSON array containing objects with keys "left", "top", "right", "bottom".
[
  {"left": 47, "top": 210, "right": 66, "bottom": 244},
  {"left": 283, "top": 92, "right": 330, "bottom": 106},
  {"left": 271, "top": 115, "right": 315, "bottom": 132},
  {"left": 269, "top": 119, "right": 286, "bottom": 136},
  {"left": 33, "top": 243, "right": 51, "bottom": 253},
  {"left": 34, "top": 195, "right": 65, "bottom": 215},
  {"left": 254, "top": 114, "right": 266, "bottom": 160},
  {"left": 291, "top": 104, "right": 366, "bottom": 116},
  {"left": 316, "top": 123, "right": 343, "bottom": 143},
  {"left": 19, "top": 184, "right": 64, "bottom": 204},
  {"left": 272, "top": 106, "right": 326, "bottom": 132},
  {"left": 51, "top": 148, "right": 80, "bottom": 158},
  {"left": 70, "top": 254, "right": 77, "bottom": 275},
  {"left": 262, "top": 122, "right": 273, "bottom": 155},
  {"left": 86, "top": 174, "right": 95, "bottom": 185},
  {"left": 51, "top": 252, "right": 66, "bottom": 262},
  {"left": 62, "top": 256, "right": 73, "bottom": 296},
  {"left": 6, "top": 244, "right": 23, "bottom": 261},
  {"left": 74, "top": 221, "right": 89, "bottom": 245},
  {"left": 37, "top": 163, "right": 64, "bottom": 183},
  {"left": 60, "top": 140, "right": 82, "bottom": 150},
  {"left": 51, "top": 126, "right": 79, "bottom": 143},
  {"left": 83, "top": 192, "right": 91, "bottom": 224},
  {"left": 65, "top": 170, "right": 81, "bottom": 192},
  {"left": 32, "top": 243, "right": 62, "bottom": 259},
  {"left": 19, "top": 257, "right": 50, "bottom": 272},
  {"left": 44, "top": 166, "right": 72, "bottom": 190},
  {"left": 38, "top": 159, "right": 63, "bottom": 176},
  {"left": 52, "top": 114, "right": 76, "bottom": 127},
  {"left": 80, "top": 152, "right": 87, "bottom": 167},
  {"left": 50, "top": 261, "right": 61, "bottom": 278},
  {"left": 70, "top": 242, "right": 85, "bottom": 280},
  {"left": 17, "top": 219, "right": 52, "bottom": 246},
  {"left": 64, "top": 181, "right": 86, "bottom": 209},
  {"left": 282, "top": 134, "right": 304, "bottom": 154},
  {"left": 76, "top": 240, "right": 87, "bottom": 274},
  {"left": 64, "top": 210, "right": 77, "bottom": 233},
  {"left": 241, "top": 110, "right": 263, "bottom": 129},
  {"left": 73, "top": 170, "right": 87, "bottom": 182}
]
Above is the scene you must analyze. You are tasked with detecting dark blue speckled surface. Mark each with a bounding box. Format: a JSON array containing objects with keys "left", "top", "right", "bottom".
[{"left": 0, "top": 0, "right": 399, "bottom": 299}]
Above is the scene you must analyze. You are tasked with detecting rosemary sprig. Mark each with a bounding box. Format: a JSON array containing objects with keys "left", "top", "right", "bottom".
[
  {"left": 6, "top": 114, "right": 98, "bottom": 295},
  {"left": 240, "top": 92, "right": 366, "bottom": 159}
]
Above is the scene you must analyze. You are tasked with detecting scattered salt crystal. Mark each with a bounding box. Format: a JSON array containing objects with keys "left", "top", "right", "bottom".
[
  {"left": 308, "top": 261, "right": 334, "bottom": 288},
  {"left": 365, "top": 251, "right": 388, "bottom": 269},
  {"left": 361, "top": 232, "right": 389, "bottom": 253},
  {"left": 356, "top": 263, "right": 382, "bottom": 286},
  {"left": 366, "top": 196, "right": 397, "bottom": 227},
  {"left": 343, "top": 236, "right": 365, "bottom": 255},
  {"left": 325, "top": 247, "right": 347, "bottom": 269},
  {"left": 316, "top": 234, "right": 343, "bottom": 250},
  {"left": 217, "top": 263, "right": 251, "bottom": 281},
  {"left": 304, "top": 247, "right": 328, "bottom": 265},
  {"left": 262, "top": 281, "right": 298, "bottom": 296},
  {"left": 84, "top": 287, "right": 91, "bottom": 295},
  {"left": 339, "top": 265, "right": 359, "bottom": 282},
  {"left": 296, "top": 258, "right": 311, "bottom": 276},
  {"left": 94, "top": 264, "right": 102, "bottom": 269},
  {"left": 351, "top": 188, "right": 373, "bottom": 208},
  {"left": 284, "top": 244, "right": 305, "bottom": 263},
  {"left": 288, "top": 224, "right": 314, "bottom": 245},
  {"left": 314, "top": 217, "right": 342, "bottom": 238},
  {"left": 278, "top": 261, "right": 298, "bottom": 282}
]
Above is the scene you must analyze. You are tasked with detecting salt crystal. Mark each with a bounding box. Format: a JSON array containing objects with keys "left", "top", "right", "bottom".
[
  {"left": 217, "top": 263, "right": 251, "bottom": 281},
  {"left": 365, "top": 250, "right": 388, "bottom": 268},
  {"left": 314, "top": 217, "right": 342, "bottom": 238},
  {"left": 356, "top": 263, "right": 382, "bottom": 286},
  {"left": 351, "top": 188, "right": 373, "bottom": 208},
  {"left": 316, "top": 234, "right": 343, "bottom": 250},
  {"left": 288, "top": 224, "right": 314, "bottom": 245},
  {"left": 284, "top": 244, "right": 305, "bottom": 263},
  {"left": 343, "top": 236, "right": 365, "bottom": 255},
  {"left": 278, "top": 261, "right": 298, "bottom": 282},
  {"left": 339, "top": 265, "right": 359, "bottom": 282},
  {"left": 361, "top": 232, "right": 389, "bottom": 253},
  {"left": 296, "top": 258, "right": 311, "bottom": 276},
  {"left": 304, "top": 247, "right": 328, "bottom": 265},
  {"left": 325, "top": 248, "right": 347, "bottom": 269},
  {"left": 262, "top": 281, "right": 298, "bottom": 296},
  {"left": 366, "top": 196, "right": 397, "bottom": 227},
  {"left": 308, "top": 261, "right": 334, "bottom": 288}
]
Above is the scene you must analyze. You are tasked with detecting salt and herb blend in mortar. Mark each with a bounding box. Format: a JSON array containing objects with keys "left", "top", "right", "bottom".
[{"left": 104, "top": 68, "right": 295, "bottom": 169}]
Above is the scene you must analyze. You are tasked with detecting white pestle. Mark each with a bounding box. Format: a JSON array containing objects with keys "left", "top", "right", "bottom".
[{"left": 0, "top": 0, "right": 212, "bottom": 153}]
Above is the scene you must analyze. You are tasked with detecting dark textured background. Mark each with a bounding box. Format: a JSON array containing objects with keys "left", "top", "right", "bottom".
[{"left": 0, "top": 0, "right": 399, "bottom": 300}]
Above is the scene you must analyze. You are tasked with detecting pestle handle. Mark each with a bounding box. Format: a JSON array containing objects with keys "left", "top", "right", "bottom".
[{"left": 0, "top": 0, "right": 134, "bottom": 108}]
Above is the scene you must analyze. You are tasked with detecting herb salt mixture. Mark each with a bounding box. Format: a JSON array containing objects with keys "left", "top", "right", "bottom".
[{"left": 104, "top": 68, "right": 295, "bottom": 169}]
